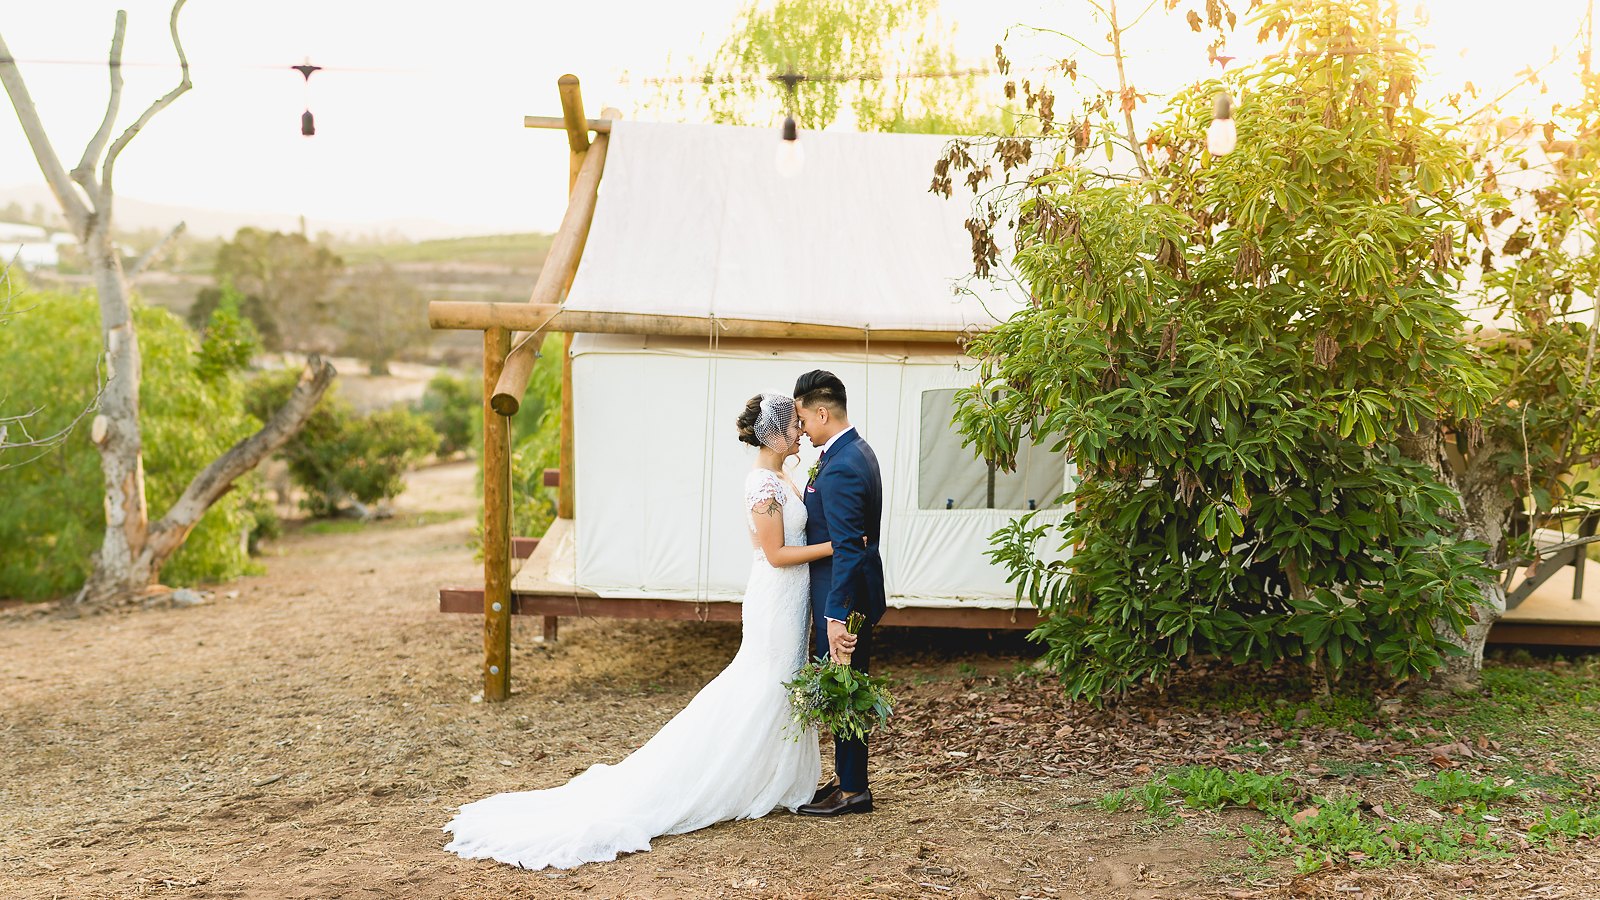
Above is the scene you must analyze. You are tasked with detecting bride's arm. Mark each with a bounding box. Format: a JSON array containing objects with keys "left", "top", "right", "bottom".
[{"left": 751, "top": 499, "right": 832, "bottom": 567}]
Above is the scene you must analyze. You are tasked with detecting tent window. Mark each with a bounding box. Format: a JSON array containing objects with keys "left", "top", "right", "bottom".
[{"left": 918, "top": 389, "right": 1063, "bottom": 511}]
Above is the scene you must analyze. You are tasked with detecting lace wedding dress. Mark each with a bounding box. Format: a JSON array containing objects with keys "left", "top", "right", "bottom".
[{"left": 443, "top": 468, "right": 821, "bottom": 870}]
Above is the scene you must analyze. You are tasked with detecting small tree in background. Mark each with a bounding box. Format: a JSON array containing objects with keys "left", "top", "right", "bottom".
[
  {"left": 210, "top": 226, "right": 345, "bottom": 352},
  {"left": 417, "top": 372, "right": 478, "bottom": 458},
  {"left": 245, "top": 371, "right": 438, "bottom": 518},
  {"left": 337, "top": 263, "right": 432, "bottom": 375}
]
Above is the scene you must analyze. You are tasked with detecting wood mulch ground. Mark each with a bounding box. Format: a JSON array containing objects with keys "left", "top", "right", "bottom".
[{"left": 2, "top": 461, "right": 1597, "bottom": 899}]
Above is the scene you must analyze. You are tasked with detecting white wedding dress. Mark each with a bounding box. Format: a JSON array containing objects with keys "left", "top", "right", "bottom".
[{"left": 443, "top": 468, "right": 821, "bottom": 870}]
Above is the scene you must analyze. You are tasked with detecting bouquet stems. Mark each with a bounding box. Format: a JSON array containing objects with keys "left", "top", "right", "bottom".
[{"left": 841, "top": 611, "right": 866, "bottom": 666}]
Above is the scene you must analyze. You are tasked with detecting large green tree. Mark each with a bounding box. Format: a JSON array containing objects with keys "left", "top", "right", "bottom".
[
  {"left": 651, "top": 0, "right": 1005, "bottom": 134},
  {"left": 943, "top": 0, "right": 1513, "bottom": 699}
]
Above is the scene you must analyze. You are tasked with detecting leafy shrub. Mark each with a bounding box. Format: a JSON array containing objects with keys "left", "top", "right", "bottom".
[
  {"left": 416, "top": 371, "right": 476, "bottom": 457},
  {"left": 0, "top": 291, "right": 260, "bottom": 599},
  {"left": 470, "top": 334, "right": 563, "bottom": 542},
  {"left": 245, "top": 371, "right": 437, "bottom": 516},
  {"left": 953, "top": 3, "right": 1494, "bottom": 701}
]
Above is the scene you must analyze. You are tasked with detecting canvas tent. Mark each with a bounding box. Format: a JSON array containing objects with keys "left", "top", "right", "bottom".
[
  {"left": 557, "top": 120, "right": 1069, "bottom": 607},
  {"left": 429, "top": 78, "right": 1069, "bottom": 699}
]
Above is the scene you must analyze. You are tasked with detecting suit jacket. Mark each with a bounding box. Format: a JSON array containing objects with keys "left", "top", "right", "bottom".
[{"left": 803, "top": 428, "right": 887, "bottom": 625}]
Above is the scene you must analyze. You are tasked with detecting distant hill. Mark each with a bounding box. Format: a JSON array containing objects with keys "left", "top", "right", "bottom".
[
  {"left": 0, "top": 183, "right": 505, "bottom": 242},
  {"left": 333, "top": 232, "right": 554, "bottom": 270}
]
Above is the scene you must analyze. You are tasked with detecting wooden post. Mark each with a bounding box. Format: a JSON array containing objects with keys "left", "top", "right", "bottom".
[
  {"left": 559, "top": 333, "right": 574, "bottom": 520},
  {"left": 482, "top": 326, "right": 513, "bottom": 701},
  {"left": 555, "top": 79, "right": 589, "bottom": 523}
]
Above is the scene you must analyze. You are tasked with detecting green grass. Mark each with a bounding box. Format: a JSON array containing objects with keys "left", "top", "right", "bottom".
[
  {"left": 1412, "top": 771, "right": 1522, "bottom": 805},
  {"left": 1405, "top": 658, "right": 1600, "bottom": 744},
  {"left": 332, "top": 233, "right": 553, "bottom": 268},
  {"left": 1099, "top": 765, "right": 1552, "bottom": 874},
  {"left": 1096, "top": 654, "right": 1600, "bottom": 875},
  {"left": 296, "top": 508, "right": 464, "bottom": 535},
  {"left": 300, "top": 519, "right": 367, "bottom": 535}
]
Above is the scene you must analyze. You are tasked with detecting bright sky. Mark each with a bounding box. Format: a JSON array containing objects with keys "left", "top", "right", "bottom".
[{"left": 0, "top": 0, "right": 1590, "bottom": 237}]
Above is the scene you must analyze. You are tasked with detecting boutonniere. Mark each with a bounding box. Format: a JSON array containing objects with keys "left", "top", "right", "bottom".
[{"left": 806, "top": 460, "right": 821, "bottom": 485}]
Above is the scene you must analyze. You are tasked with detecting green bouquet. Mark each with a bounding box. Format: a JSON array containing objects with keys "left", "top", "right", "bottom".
[{"left": 783, "top": 612, "right": 895, "bottom": 742}]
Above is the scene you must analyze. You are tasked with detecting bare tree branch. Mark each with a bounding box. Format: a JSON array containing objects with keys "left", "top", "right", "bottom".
[
  {"left": 0, "top": 31, "right": 92, "bottom": 237},
  {"left": 100, "top": 0, "right": 190, "bottom": 205},
  {"left": 126, "top": 221, "right": 186, "bottom": 284},
  {"left": 141, "top": 355, "right": 337, "bottom": 565},
  {"left": 72, "top": 11, "right": 127, "bottom": 202},
  {"left": 1122, "top": 0, "right": 1166, "bottom": 33},
  {"left": 1107, "top": 0, "right": 1151, "bottom": 178}
]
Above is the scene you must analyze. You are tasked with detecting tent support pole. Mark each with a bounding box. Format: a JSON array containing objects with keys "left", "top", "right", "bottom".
[
  {"left": 491, "top": 82, "right": 614, "bottom": 418},
  {"left": 482, "top": 326, "right": 514, "bottom": 701}
]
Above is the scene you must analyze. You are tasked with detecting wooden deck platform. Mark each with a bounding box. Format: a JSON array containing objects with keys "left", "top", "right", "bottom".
[
  {"left": 1494, "top": 562, "right": 1600, "bottom": 647},
  {"left": 440, "top": 519, "right": 1600, "bottom": 647}
]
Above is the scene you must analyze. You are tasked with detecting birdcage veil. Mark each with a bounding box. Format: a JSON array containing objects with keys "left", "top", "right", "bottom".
[{"left": 753, "top": 391, "right": 797, "bottom": 453}]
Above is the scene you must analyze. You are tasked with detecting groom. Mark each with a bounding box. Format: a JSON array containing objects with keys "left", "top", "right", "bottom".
[{"left": 793, "top": 369, "right": 886, "bottom": 818}]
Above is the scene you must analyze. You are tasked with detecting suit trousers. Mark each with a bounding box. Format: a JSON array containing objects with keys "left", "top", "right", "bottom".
[{"left": 811, "top": 614, "right": 872, "bottom": 793}]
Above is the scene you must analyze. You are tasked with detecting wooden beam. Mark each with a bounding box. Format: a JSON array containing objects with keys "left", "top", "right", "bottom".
[
  {"left": 1486, "top": 621, "right": 1600, "bottom": 647},
  {"left": 440, "top": 587, "right": 1600, "bottom": 647},
  {"left": 430, "top": 301, "right": 563, "bottom": 331},
  {"left": 489, "top": 129, "right": 611, "bottom": 417},
  {"left": 557, "top": 74, "right": 589, "bottom": 154},
  {"left": 429, "top": 301, "right": 977, "bottom": 344},
  {"left": 438, "top": 589, "right": 1043, "bottom": 630},
  {"left": 481, "top": 327, "right": 514, "bottom": 702},
  {"left": 525, "top": 114, "right": 613, "bottom": 134}
]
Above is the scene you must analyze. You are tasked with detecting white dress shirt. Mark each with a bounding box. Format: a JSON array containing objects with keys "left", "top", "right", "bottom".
[{"left": 820, "top": 425, "right": 855, "bottom": 456}]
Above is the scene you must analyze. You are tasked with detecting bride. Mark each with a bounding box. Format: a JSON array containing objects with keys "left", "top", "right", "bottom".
[{"left": 443, "top": 392, "right": 832, "bottom": 870}]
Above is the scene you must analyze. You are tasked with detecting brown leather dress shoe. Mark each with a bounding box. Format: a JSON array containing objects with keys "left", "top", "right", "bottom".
[
  {"left": 798, "top": 788, "right": 873, "bottom": 817},
  {"left": 811, "top": 779, "right": 840, "bottom": 804}
]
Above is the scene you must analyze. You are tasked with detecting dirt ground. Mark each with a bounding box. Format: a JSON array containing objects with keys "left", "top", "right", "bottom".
[{"left": 3, "top": 462, "right": 1598, "bottom": 900}]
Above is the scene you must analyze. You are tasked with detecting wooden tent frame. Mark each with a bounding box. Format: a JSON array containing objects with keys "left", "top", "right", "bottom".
[{"left": 426, "top": 76, "right": 1052, "bottom": 701}]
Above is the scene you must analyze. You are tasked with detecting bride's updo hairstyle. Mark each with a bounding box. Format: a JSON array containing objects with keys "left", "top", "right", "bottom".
[
  {"left": 736, "top": 392, "right": 798, "bottom": 451},
  {"left": 735, "top": 395, "right": 765, "bottom": 447}
]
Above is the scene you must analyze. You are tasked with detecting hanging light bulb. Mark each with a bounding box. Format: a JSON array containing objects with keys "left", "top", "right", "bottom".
[
  {"left": 1207, "top": 91, "right": 1237, "bottom": 156},
  {"left": 775, "top": 114, "right": 806, "bottom": 178},
  {"left": 293, "top": 58, "right": 322, "bottom": 137}
]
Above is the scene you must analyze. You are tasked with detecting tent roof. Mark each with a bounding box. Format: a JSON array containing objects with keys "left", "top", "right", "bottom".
[{"left": 563, "top": 120, "right": 1029, "bottom": 334}]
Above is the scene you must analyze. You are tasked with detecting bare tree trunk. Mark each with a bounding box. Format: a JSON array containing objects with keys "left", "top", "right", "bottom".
[
  {"left": 77, "top": 223, "right": 153, "bottom": 603},
  {"left": 1398, "top": 422, "right": 1513, "bottom": 688},
  {"left": 4, "top": 2, "right": 338, "bottom": 606}
]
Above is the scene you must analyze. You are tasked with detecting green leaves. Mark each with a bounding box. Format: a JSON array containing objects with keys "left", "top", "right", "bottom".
[
  {"left": 784, "top": 656, "right": 896, "bottom": 743},
  {"left": 949, "top": 2, "right": 1501, "bottom": 703},
  {"left": 0, "top": 293, "right": 262, "bottom": 598}
]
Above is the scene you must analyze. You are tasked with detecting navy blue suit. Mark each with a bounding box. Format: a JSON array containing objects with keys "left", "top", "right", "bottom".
[{"left": 802, "top": 427, "right": 886, "bottom": 792}]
